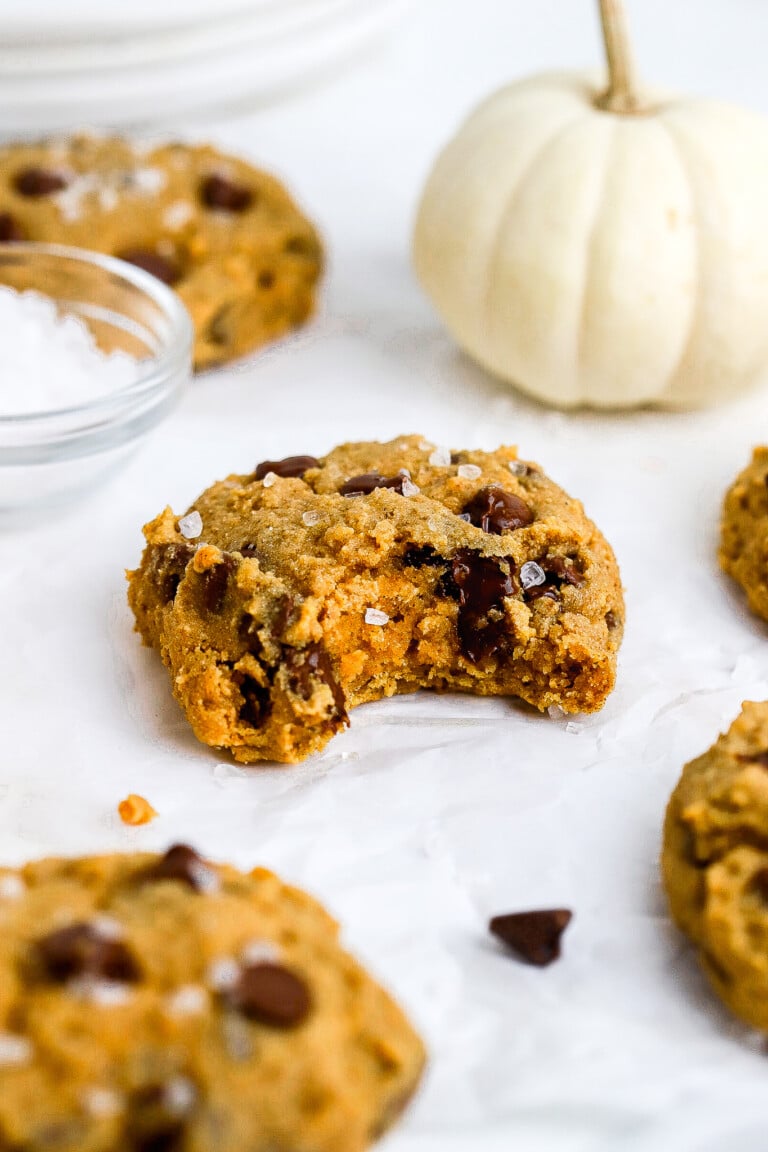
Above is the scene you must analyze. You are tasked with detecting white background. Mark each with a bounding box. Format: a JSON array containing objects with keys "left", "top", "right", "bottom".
[{"left": 4, "top": 2, "right": 768, "bottom": 1149}]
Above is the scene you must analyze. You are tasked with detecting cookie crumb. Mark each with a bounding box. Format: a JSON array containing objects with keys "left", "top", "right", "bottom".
[
  {"left": 178, "top": 511, "right": 203, "bottom": 540},
  {"left": 118, "top": 793, "right": 157, "bottom": 826},
  {"left": 364, "top": 608, "right": 389, "bottom": 627}
]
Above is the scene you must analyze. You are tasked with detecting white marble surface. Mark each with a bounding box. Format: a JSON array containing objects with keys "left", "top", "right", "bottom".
[{"left": 4, "top": 1, "right": 768, "bottom": 1148}]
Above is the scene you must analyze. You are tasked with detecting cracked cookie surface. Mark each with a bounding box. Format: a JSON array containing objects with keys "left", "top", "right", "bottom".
[
  {"left": 0, "top": 134, "right": 321, "bottom": 369},
  {"left": 662, "top": 702, "right": 768, "bottom": 1031},
  {"left": 0, "top": 846, "right": 424, "bottom": 1151},
  {"left": 127, "top": 435, "right": 624, "bottom": 764},
  {"left": 720, "top": 447, "right": 768, "bottom": 622}
]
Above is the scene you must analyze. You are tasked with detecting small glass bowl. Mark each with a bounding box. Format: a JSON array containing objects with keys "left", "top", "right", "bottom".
[{"left": 0, "top": 243, "right": 193, "bottom": 515}]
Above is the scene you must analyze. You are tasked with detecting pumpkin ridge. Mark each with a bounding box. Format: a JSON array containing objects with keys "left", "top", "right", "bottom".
[
  {"left": 654, "top": 117, "right": 705, "bottom": 406},
  {"left": 575, "top": 118, "right": 618, "bottom": 398},
  {"left": 482, "top": 113, "right": 594, "bottom": 373}
]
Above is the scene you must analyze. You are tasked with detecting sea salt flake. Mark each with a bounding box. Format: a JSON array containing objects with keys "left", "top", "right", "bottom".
[
  {"left": 520, "top": 561, "right": 546, "bottom": 590},
  {"left": 261, "top": 471, "right": 278, "bottom": 488},
  {"left": 166, "top": 985, "right": 208, "bottom": 1017},
  {"left": 90, "top": 915, "right": 124, "bottom": 941},
  {"left": 241, "top": 938, "right": 280, "bottom": 966},
  {"left": 163, "top": 200, "right": 194, "bottom": 230},
  {"left": 81, "top": 1087, "right": 123, "bottom": 1118},
  {"left": 508, "top": 460, "right": 527, "bottom": 476},
  {"left": 457, "top": 464, "right": 481, "bottom": 480},
  {"left": 429, "top": 446, "right": 451, "bottom": 467},
  {"left": 207, "top": 957, "right": 240, "bottom": 991},
  {"left": 164, "top": 1076, "right": 196, "bottom": 1116},
  {"left": 418, "top": 440, "right": 433, "bottom": 451},
  {"left": 457, "top": 512, "right": 472, "bottom": 522},
  {"left": 70, "top": 979, "right": 134, "bottom": 1007},
  {"left": 0, "top": 874, "right": 24, "bottom": 900},
  {"left": 565, "top": 721, "right": 584, "bottom": 735},
  {"left": 365, "top": 608, "right": 389, "bottom": 627},
  {"left": 178, "top": 511, "right": 203, "bottom": 539},
  {"left": 401, "top": 478, "right": 420, "bottom": 497},
  {"left": 302, "top": 510, "right": 321, "bottom": 527},
  {"left": 548, "top": 704, "right": 567, "bottom": 721},
  {"left": 130, "top": 166, "right": 167, "bottom": 195},
  {"left": 0, "top": 1033, "right": 32, "bottom": 1066}
]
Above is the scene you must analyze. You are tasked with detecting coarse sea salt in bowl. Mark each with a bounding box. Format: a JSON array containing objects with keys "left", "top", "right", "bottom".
[{"left": 0, "top": 243, "right": 192, "bottom": 515}]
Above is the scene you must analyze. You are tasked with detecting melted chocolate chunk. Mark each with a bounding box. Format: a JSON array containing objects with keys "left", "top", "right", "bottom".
[
  {"left": 402, "top": 544, "right": 445, "bottom": 569},
  {"left": 750, "top": 868, "right": 768, "bottom": 901},
  {"left": 238, "top": 675, "right": 272, "bottom": 728},
  {"left": 339, "top": 472, "right": 406, "bottom": 497},
  {"left": 526, "top": 584, "right": 561, "bottom": 605},
  {"left": 127, "top": 1084, "right": 190, "bottom": 1152},
  {"left": 605, "top": 610, "right": 619, "bottom": 630},
  {"left": 449, "top": 549, "right": 515, "bottom": 663},
  {"left": 118, "top": 248, "right": 180, "bottom": 286},
  {"left": 238, "top": 542, "right": 261, "bottom": 559},
  {"left": 200, "top": 174, "right": 253, "bottom": 212},
  {"left": 254, "top": 455, "right": 319, "bottom": 481},
  {"left": 737, "top": 750, "right": 768, "bottom": 768},
  {"left": 286, "top": 644, "right": 348, "bottom": 722},
  {"left": 33, "top": 923, "right": 140, "bottom": 984},
  {"left": 546, "top": 556, "right": 585, "bottom": 587},
  {"left": 227, "top": 962, "right": 311, "bottom": 1028},
  {"left": 140, "top": 845, "right": 215, "bottom": 893},
  {"left": 463, "top": 486, "right": 534, "bottom": 534},
  {"left": 489, "top": 909, "right": 572, "bottom": 967},
  {"left": 0, "top": 212, "right": 25, "bottom": 242},
  {"left": 200, "top": 555, "right": 235, "bottom": 614},
  {"left": 150, "top": 543, "right": 196, "bottom": 604},
  {"left": 14, "top": 167, "right": 68, "bottom": 197}
]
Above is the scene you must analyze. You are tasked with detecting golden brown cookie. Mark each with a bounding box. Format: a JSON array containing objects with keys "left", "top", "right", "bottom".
[
  {"left": 662, "top": 702, "right": 768, "bottom": 1031},
  {"left": 127, "top": 435, "right": 624, "bottom": 764},
  {"left": 720, "top": 447, "right": 768, "bottom": 621},
  {"left": 0, "top": 845, "right": 425, "bottom": 1151},
  {"left": 0, "top": 134, "right": 322, "bottom": 369}
]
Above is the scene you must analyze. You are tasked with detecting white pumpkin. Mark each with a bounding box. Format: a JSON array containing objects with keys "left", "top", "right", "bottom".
[{"left": 413, "top": 0, "right": 768, "bottom": 409}]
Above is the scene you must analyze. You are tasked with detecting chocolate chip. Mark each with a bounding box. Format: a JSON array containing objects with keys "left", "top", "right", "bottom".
[
  {"left": 14, "top": 167, "right": 68, "bottom": 197},
  {"left": 489, "top": 909, "right": 572, "bottom": 967},
  {"left": 150, "top": 543, "right": 196, "bottom": 604},
  {"left": 526, "top": 584, "right": 561, "bottom": 605},
  {"left": 463, "top": 486, "right": 534, "bottom": 534},
  {"left": 286, "top": 644, "right": 348, "bottom": 723},
  {"left": 254, "top": 455, "right": 319, "bottom": 481},
  {"left": 402, "top": 544, "right": 445, "bottom": 569},
  {"left": 200, "top": 555, "right": 235, "bottom": 614},
  {"left": 140, "top": 845, "right": 215, "bottom": 893},
  {"left": 284, "top": 234, "right": 320, "bottom": 260},
  {"left": 339, "top": 472, "right": 406, "bottom": 497},
  {"left": 117, "top": 248, "right": 180, "bottom": 286},
  {"left": 33, "top": 923, "right": 140, "bottom": 984},
  {"left": 227, "top": 962, "right": 310, "bottom": 1028},
  {"left": 546, "top": 556, "right": 585, "bottom": 587},
  {"left": 605, "top": 610, "right": 619, "bottom": 630},
  {"left": 238, "top": 675, "right": 272, "bottom": 728},
  {"left": 751, "top": 869, "right": 768, "bottom": 900},
  {"left": 257, "top": 269, "right": 275, "bottom": 289},
  {"left": 200, "top": 174, "right": 253, "bottom": 212},
  {"left": 127, "top": 1083, "right": 191, "bottom": 1152},
  {"left": 449, "top": 549, "right": 516, "bottom": 663},
  {"left": 0, "top": 212, "right": 25, "bottom": 242},
  {"left": 238, "top": 542, "right": 261, "bottom": 559},
  {"left": 737, "top": 751, "right": 768, "bottom": 768}
]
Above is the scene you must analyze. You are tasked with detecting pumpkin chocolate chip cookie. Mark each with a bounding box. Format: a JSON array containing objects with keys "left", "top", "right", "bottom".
[
  {"left": 720, "top": 447, "right": 768, "bottom": 622},
  {"left": 662, "top": 702, "right": 768, "bottom": 1031},
  {"left": 0, "top": 134, "right": 322, "bottom": 369},
  {"left": 127, "top": 435, "right": 624, "bottom": 764},
  {"left": 0, "top": 845, "right": 425, "bottom": 1151}
]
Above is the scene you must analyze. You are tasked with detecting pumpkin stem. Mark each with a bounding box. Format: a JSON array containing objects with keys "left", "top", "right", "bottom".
[{"left": 596, "top": 0, "right": 643, "bottom": 114}]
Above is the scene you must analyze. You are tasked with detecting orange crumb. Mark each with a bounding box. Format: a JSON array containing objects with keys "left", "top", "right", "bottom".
[{"left": 118, "top": 793, "right": 157, "bottom": 826}]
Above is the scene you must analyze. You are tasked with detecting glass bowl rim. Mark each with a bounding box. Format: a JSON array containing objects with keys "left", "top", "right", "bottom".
[{"left": 0, "top": 241, "right": 193, "bottom": 425}]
